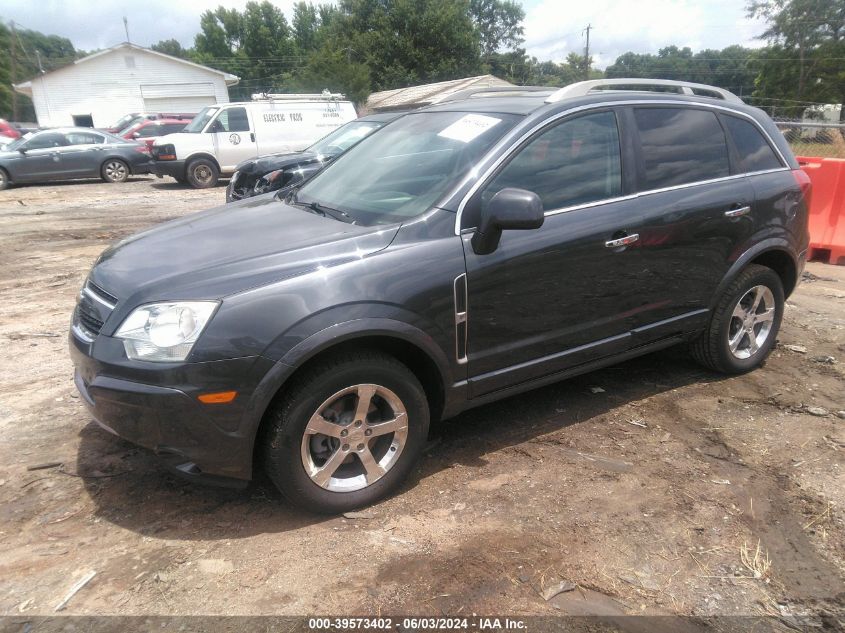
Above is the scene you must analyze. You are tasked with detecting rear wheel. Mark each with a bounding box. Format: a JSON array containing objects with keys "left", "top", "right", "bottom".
[
  {"left": 262, "top": 351, "right": 429, "bottom": 514},
  {"left": 186, "top": 158, "right": 219, "bottom": 188},
  {"left": 101, "top": 159, "right": 129, "bottom": 183},
  {"left": 690, "top": 264, "right": 784, "bottom": 374},
  {"left": 0, "top": 168, "right": 9, "bottom": 190}
]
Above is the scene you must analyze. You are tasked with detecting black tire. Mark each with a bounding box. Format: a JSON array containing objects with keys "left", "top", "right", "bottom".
[
  {"left": 0, "top": 168, "right": 9, "bottom": 191},
  {"left": 174, "top": 175, "right": 187, "bottom": 184},
  {"left": 101, "top": 159, "right": 129, "bottom": 183},
  {"left": 262, "top": 351, "right": 430, "bottom": 514},
  {"left": 186, "top": 158, "right": 219, "bottom": 189},
  {"left": 690, "top": 264, "right": 784, "bottom": 374}
]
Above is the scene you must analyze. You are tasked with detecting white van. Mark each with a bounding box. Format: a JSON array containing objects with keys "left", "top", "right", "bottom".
[{"left": 150, "top": 92, "right": 357, "bottom": 188}]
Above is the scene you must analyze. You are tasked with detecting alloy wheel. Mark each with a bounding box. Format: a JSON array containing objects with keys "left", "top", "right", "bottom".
[
  {"left": 105, "top": 161, "right": 127, "bottom": 182},
  {"left": 728, "top": 285, "right": 776, "bottom": 359},
  {"left": 300, "top": 383, "right": 408, "bottom": 493}
]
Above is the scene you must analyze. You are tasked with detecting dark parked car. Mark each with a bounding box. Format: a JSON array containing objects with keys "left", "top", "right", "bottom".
[
  {"left": 0, "top": 128, "right": 153, "bottom": 190},
  {"left": 226, "top": 112, "right": 403, "bottom": 202},
  {"left": 70, "top": 79, "right": 810, "bottom": 513}
]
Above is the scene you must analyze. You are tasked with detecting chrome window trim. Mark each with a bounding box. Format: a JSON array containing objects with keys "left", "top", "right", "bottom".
[{"left": 453, "top": 99, "right": 789, "bottom": 235}]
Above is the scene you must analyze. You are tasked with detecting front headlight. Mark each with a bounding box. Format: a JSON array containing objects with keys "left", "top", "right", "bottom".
[
  {"left": 254, "top": 169, "right": 284, "bottom": 194},
  {"left": 115, "top": 301, "right": 218, "bottom": 362}
]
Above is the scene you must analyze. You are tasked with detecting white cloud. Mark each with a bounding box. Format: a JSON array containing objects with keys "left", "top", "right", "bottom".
[{"left": 521, "top": 0, "right": 770, "bottom": 68}]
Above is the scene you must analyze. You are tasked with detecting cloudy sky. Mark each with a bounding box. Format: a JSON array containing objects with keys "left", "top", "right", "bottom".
[{"left": 2, "top": 0, "right": 769, "bottom": 69}]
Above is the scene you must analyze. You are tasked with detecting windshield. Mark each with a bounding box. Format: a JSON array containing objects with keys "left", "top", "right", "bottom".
[
  {"left": 308, "top": 121, "right": 384, "bottom": 157},
  {"left": 296, "top": 111, "right": 521, "bottom": 225},
  {"left": 116, "top": 123, "right": 140, "bottom": 137},
  {"left": 183, "top": 107, "right": 218, "bottom": 133},
  {"left": 111, "top": 113, "right": 138, "bottom": 130},
  {"left": 4, "top": 132, "right": 34, "bottom": 151}
]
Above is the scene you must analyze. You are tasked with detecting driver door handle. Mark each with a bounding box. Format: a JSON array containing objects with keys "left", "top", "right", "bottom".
[
  {"left": 605, "top": 233, "right": 639, "bottom": 248},
  {"left": 725, "top": 205, "right": 751, "bottom": 218}
]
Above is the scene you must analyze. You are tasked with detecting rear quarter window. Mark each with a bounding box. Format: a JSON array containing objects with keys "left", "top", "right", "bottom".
[
  {"left": 634, "top": 107, "right": 730, "bottom": 190},
  {"left": 722, "top": 115, "right": 783, "bottom": 173}
]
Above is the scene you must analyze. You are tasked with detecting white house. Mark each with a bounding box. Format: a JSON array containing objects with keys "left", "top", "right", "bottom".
[{"left": 13, "top": 42, "right": 239, "bottom": 128}]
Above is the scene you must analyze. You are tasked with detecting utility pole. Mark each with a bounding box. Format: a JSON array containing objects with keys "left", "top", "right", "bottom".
[
  {"left": 123, "top": 16, "right": 130, "bottom": 43},
  {"left": 36, "top": 50, "right": 44, "bottom": 74},
  {"left": 10, "top": 21, "right": 18, "bottom": 121},
  {"left": 583, "top": 23, "right": 592, "bottom": 80}
]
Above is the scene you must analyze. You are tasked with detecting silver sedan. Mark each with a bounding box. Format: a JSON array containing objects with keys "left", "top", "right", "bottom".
[{"left": 0, "top": 127, "right": 154, "bottom": 190}]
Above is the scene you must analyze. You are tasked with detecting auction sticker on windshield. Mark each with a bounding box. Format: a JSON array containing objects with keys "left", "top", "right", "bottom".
[{"left": 437, "top": 114, "right": 501, "bottom": 143}]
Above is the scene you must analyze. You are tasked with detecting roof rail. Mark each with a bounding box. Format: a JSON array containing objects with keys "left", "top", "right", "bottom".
[
  {"left": 545, "top": 79, "right": 743, "bottom": 104},
  {"left": 439, "top": 86, "right": 554, "bottom": 104},
  {"left": 251, "top": 89, "right": 346, "bottom": 101}
]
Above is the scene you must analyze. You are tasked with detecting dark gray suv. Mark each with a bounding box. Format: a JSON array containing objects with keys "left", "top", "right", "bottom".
[{"left": 70, "top": 79, "right": 811, "bottom": 513}]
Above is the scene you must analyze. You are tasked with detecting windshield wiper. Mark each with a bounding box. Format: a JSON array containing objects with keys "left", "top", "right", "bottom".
[
  {"left": 290, "top": 194, "right": 354, "bottom": 224},
  {"left": 307, "top": 201, "right": 354, "bottom": 223}
]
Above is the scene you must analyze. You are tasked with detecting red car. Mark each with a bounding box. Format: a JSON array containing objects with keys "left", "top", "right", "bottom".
[
  {"left": 104, "top": 112, "right": 195, "bottom": 135},
  {"left": 0, "top": 119, "right": 22, "bottom": 142},
  {"left": 120, "top": 119, "right": 190, "bottom": 150}
]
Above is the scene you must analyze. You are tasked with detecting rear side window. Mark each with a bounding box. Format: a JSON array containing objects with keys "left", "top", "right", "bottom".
[
  {"left": 722, "top": 116, "right": 782, "bottom": 173},
  {"left": 481, "top": 111, "right": 622, "bottom": 214},
  {"left": 162, "top": 123, "right": 186, "bottom": 134},
  {"left": 65, "top": 132, "right": 105, "bottom": 145},
  {"left": 634, "top": 108, "right": 729, "bottom": 189},
  {"left": 135, "top": 125, "right": 161, "bottom": 138}
]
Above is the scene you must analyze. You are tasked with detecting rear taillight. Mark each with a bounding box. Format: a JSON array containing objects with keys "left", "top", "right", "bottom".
[{"left": 792, "top": 168, "right": 812, "bottom": 210}]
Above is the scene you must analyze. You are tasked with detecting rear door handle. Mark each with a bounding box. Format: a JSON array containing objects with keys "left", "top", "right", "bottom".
[
  {"left": 725, "top": 205, "right": 751, "bottom": 218},
  {"left": 250, "top": 132, "right": 256, "bottom": 142},
  {"left": 605, "top": 233, "right": 639, "bottom": 248}
]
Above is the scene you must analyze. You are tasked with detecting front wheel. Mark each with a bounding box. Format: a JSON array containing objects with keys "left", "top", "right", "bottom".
[
  {"left": 101, "top": 159, "right": 129, "bottom": 183},
  {"left": 0, "top": 168, "right": 9, "bottom": 190},
  {"left": 186, "top": 158, "right": 219, "bottom": 188},
  {"left": 690, "top": 264, "right": 784, "bottom": 374},
  {"left": 262, "top": 351, "right": 430, "bottom": 514}
]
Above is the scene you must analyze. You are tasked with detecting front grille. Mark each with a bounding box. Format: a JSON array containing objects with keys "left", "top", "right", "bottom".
[
  {"left": 77, "top": 304, "right": 105, "bottom": 336},
  {"left": 73, "top": 279, "right": 118, "bottom": 339}
]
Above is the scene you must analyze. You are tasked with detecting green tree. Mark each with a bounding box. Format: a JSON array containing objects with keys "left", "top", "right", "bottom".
[
  {"left": 747, "top": 0, "right": 845, "bottom": 111},
  {"left": 0, "top": 22, "right": 78, "bottom": 120},
  {"left": 292, "top": 2, "right": 320, "bottom": 54},
  {"left": 469, "top": 0, "right": 525, "bottom": 62},
  {"left": 151, "top": 39, "right": 189, "bottom": 59},
  {"left": 327, "top": 0, "right": 482, "bottom": 91}
]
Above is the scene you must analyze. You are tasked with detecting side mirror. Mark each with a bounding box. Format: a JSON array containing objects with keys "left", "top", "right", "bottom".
[
  {"left": 471, "top": 187, "right": 544, "bottom": 255},
  {"left": 18, "top": 147, "right": 27, "bottom": 154}
]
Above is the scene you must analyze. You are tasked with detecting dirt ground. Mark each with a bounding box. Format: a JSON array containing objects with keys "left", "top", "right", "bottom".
[{"left": 0, "top": 177, "right": 843, "bottom": 622}]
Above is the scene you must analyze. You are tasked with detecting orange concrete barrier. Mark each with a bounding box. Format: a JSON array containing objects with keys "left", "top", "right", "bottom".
[{"left": 797, "top": 156, "right": 845, "bottom": 265}]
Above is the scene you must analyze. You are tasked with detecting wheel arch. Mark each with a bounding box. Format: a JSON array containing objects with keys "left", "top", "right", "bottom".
[
  {"left": 712, "top": 240, "right": 800, "bottom": 309},
  {"left": 184, "top": 152, "right": 222, "bottom": 173},
  {"left": 246, "top": 320, "right": 453, "bottom": 472}
]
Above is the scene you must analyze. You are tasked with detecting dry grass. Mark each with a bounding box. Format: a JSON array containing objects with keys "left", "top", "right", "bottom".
[
  {"left": 740, "top": 540, "right": 772, "bottom": 579},
  {"left": 789, "top": 130, "right": 845, "bottom": 159}
]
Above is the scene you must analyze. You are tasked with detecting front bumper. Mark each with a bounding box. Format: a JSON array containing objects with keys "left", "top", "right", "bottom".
[
  {"left": 69, "top": 329, "right": 274, "bottom": 485},
  {"left": 149, "top": 160, "right": 186, "bottom": 179}
]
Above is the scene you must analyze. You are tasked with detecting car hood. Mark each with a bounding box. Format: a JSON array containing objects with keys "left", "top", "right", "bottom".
[
  {"left": 235, "top": 151, "right": 323, "bottom": 175},
  {"left": 89, "top": 195, "right": 400, "bottom": 302}
]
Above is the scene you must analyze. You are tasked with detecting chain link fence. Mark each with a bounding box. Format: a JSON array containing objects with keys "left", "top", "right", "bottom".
[{"left": 771, "top": 118, "right": 845, "bottom": 159}]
